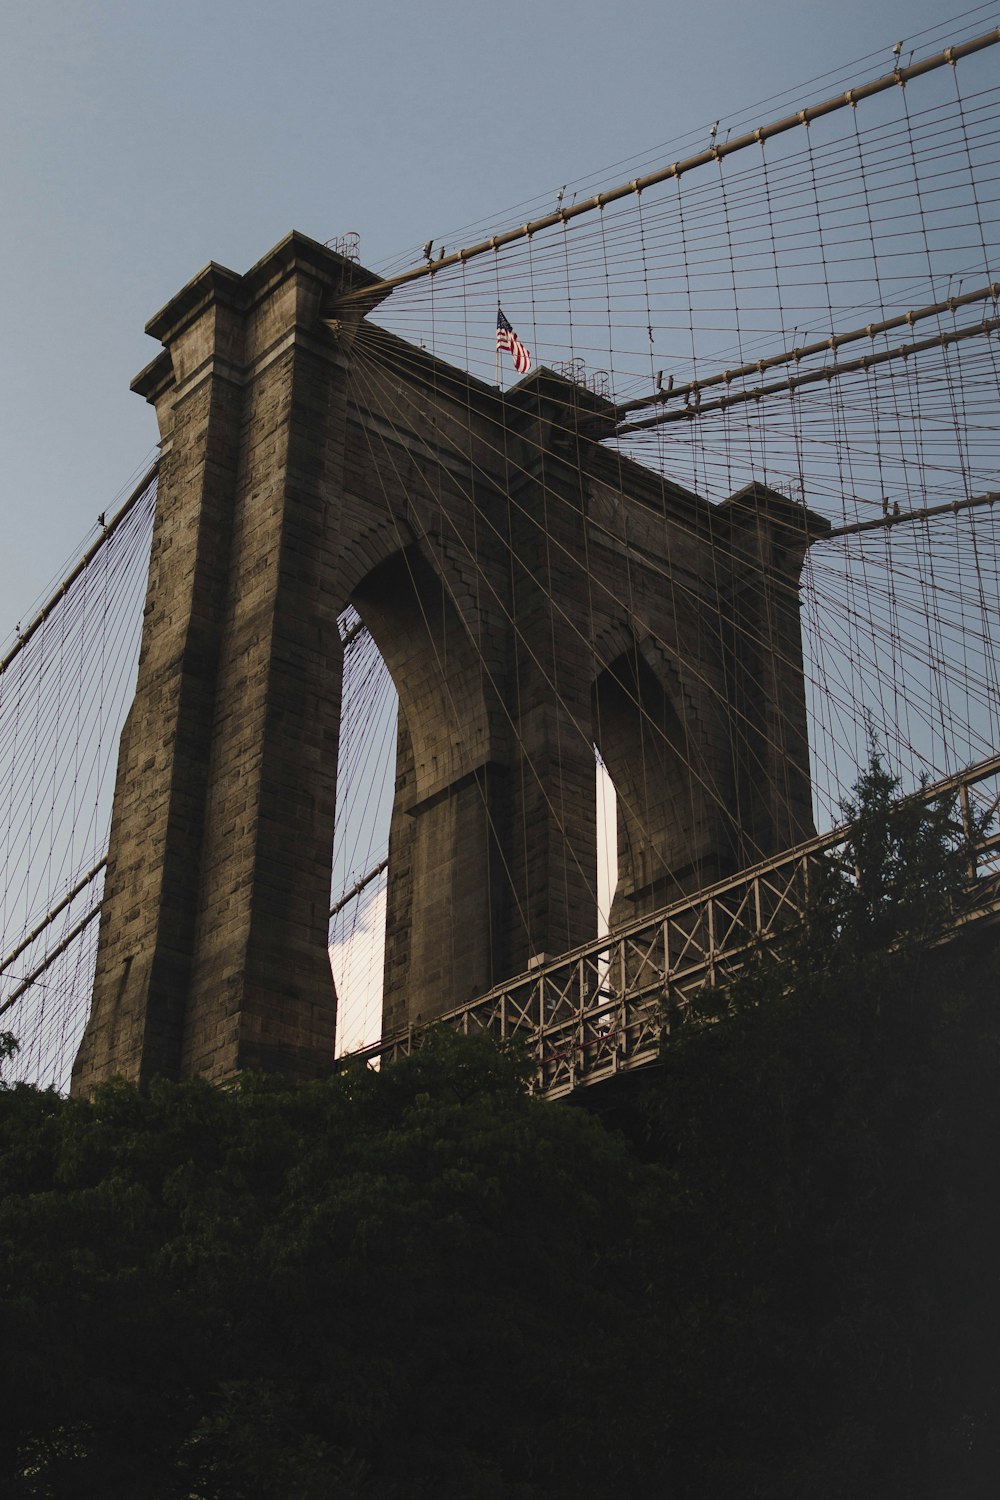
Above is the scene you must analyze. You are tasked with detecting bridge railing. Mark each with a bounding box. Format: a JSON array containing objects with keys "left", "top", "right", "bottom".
[{"left": 351, "top": 754, "right": 1000, "bottom": 1097}]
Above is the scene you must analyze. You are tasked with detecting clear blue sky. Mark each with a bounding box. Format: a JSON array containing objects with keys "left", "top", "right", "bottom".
[{"left": 1, "top": 0, "right": 995, "bottom": 628}]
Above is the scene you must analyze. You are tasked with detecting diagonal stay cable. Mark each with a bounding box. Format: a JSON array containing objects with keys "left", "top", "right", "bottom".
[
  {"left": 0, "top": 858, "right": 106, "bottom": 979},
  {"left": 0, "top": 463, "right": 159, "bottom": 680},
  {"left": 0, "top": 904, "right": 103, "bottom": 1019}
]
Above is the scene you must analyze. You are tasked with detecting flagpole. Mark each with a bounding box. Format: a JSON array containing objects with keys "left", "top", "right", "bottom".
[{"left": 495, "top": 304, "right": 501, "bottom": 389}]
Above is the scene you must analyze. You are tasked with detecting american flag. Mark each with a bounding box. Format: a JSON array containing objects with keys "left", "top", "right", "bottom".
[{"left": 496, "top": 308, "right": 532, "bottom": 375}]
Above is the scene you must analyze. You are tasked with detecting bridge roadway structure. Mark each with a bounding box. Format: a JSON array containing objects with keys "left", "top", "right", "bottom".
[{"left": 352, "top": 754, "right": 1000, "bottom": 1100}]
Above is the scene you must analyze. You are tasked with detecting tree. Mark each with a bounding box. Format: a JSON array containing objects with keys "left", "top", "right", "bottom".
[
  {"left": 2, "top": 756, "right": 997, "bottom": 1497},
  {"left": 641, "top": 754, "right": 1000, "bottom": 1498},
  {"left": 0, "top": 1032, "right": 667, "bottom": 1499},
  {"left": 0, "top": 1029, "right": 18, "bottom": 1079},
  {"left": 804, "top": 749, "right": 975, "bottom": 966}
]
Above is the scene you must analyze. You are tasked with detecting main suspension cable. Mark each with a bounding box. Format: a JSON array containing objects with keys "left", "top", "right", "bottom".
[{"left": 338, "top": 29, "right": 1000, "bottom": 307}]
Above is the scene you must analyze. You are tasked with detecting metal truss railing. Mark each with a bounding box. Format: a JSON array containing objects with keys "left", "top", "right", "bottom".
[{"left": 346, "top": 754, "right": 1000, "bottom": 1099}]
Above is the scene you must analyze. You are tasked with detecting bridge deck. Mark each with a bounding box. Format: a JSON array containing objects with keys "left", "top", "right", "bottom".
[{"left": 347, "top": 754, "right": 1000, "bottom": 1098}]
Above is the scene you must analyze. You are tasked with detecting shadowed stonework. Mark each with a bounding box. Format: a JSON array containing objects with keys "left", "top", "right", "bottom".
[{"left": 72, "top": 232, "right": 826, "bottom": 1094}]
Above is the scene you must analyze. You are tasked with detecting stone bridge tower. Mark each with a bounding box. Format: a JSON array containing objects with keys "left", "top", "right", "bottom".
[{"left": 71, "top": 231, "right": 827, "bottom": 1095}]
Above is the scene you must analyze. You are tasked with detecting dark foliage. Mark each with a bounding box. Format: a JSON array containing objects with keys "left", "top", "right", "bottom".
[
  {"left": 641, "top": 755, "right": 1000, "bottom": 1497},
  {"left": 2, "top": 759, "right": 998, "bottom": 1497},
  {"left": 0, "top": 1033, "right": 663, "bottom": 1499}
]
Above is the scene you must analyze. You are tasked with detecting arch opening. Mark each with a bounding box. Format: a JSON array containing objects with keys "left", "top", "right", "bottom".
[
  {"left": 593, "top": 645, "right": 731, "bottom": 925},
  {"left": 347, "top": 545, "right": 508, "bottom": 1033}
]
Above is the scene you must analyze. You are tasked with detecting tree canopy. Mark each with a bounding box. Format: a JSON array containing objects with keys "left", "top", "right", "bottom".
[
  {"left": 2, "top": 1032, "right": 668, "bottom": 1499},
  {"left": 641, "top": 756, "right": 1000, "bottom": 1496},
  {"left": 2, "top": 759, "right": 998, "bottom": 1497}
]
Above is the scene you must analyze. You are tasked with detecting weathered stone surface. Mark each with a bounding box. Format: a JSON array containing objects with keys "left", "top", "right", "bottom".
[{"left": 72, "top": 232, "right": 827, "bottom": 1093}]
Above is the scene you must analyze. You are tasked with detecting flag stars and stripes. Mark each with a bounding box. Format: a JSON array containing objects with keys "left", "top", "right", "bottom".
[{"left": 496, "top": 308, "right": 532, "bottom": 375}]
